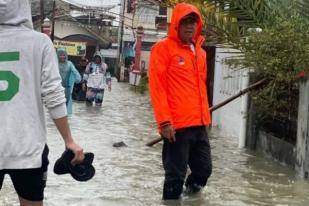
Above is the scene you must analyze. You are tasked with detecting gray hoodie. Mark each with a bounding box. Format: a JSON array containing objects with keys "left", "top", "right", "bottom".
[{"left": 0, "top": 0, "right": 67, "bottom": 169}]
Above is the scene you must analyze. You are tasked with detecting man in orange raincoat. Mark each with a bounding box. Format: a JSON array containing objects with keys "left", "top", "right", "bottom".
[{"left": 149, "top": 3, "right": 212, "bottom": 200}]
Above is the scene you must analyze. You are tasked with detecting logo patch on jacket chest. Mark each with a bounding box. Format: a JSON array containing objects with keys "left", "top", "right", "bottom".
[{"left": 178, "top": 56, "right": 185, "bottom": 65}]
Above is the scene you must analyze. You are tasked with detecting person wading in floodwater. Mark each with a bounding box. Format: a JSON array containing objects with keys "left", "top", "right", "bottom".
[
  {"left": 149, "top": 3, "right": 212, "bottom": 200},
  {"left": 57, "top": 48, "right": 81, "bottom": 115},
  {"left": 82, "top": 52, "right": 111, "bottom": 107}
]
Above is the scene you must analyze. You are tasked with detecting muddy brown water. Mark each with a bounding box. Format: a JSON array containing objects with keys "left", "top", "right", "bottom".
[{"left": 1, "top": 80, "right": 309, "bottom": 206}]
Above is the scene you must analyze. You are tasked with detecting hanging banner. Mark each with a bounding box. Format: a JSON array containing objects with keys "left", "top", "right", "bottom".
[{"left": 54, "top": 40, "right": 87, "bottom": 56}]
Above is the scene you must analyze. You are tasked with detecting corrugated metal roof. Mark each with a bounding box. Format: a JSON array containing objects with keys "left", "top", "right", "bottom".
[
  {"left": 60, "top": 0, "right": 120, "bottom": 26},
  {"left": 30, "top": 0, "right": 121, "bottom": 23},
  {"left": 60, "top": 0, "right": 119, "bottom": 9},
  {"left": 30, "top": 0, "right": 120, "bottom": 15}
]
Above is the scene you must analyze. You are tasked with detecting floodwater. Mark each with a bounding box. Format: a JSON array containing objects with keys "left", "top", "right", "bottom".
[{"left": 1, "top": 80, "right": 309, "bottom": 206}]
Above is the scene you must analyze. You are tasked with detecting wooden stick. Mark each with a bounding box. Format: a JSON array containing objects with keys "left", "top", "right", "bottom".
[{"left": 145, "top": 78, "right": 267, "bottom": 147}]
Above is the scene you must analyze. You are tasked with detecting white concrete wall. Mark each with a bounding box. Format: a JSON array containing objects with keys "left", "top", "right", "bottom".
[
  {"left": 129, "top": 72, "right": 141, "bottom": 85},
  {"left": 212, "top": 47, "right": 249, "bottom": 147},
  {"left": 123, "top": 3, "right": 166, "bottom": 42},
  {"left": 296, "top": 79, "right": 309, "bottom": 178},
  {"left": 134, "top": 5, "right": 158, "bottom": 30},
  {"left": 141, "top": 51, "right": 150, "bottom": 72}
]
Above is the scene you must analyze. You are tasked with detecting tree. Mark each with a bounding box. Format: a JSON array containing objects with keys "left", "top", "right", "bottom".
[
  {"left": 162, "top": 0, "right": 309, "bottom": 45},
  {"left": 227, "top": 17, "right": 309, "bottom": 121}
]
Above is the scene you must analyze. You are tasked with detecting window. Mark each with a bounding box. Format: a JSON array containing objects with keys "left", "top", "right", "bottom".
[{"left": 159, "top": 6, "right": 167, "bottom": 16}]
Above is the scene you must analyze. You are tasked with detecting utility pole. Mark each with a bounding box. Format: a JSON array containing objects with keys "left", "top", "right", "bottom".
[
  {"left": 119, "top": 0, "right": 126, "bottom": 61},
  {"left": 51, "top": 0, "right": 56, "bottom": 42},
  {"left": 40, "top": 0, "right": 45, "bottom": 32},
  {"left": 116, "top": 0, "right": 126, "bottom": 80}
]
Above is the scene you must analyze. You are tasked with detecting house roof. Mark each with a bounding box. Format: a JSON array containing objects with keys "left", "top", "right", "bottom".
[
  {"left": 60, "top": 0, "right": 118, "bottom": 10},
  {"left": 30, "top": 0, "right": 119, "bottom": 16}
]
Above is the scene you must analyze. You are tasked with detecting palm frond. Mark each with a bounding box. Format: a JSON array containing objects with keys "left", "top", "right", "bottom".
[
  {"left": 161, "top": 0, "right": 309, "bottom": 44},
  {"left": 297, "top": 0, "right": 309, "bottom": 21}
]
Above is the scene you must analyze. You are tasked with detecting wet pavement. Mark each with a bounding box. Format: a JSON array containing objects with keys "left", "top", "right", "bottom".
[{"left": 1, "top": 79, "right": 309, "bottom": 206}]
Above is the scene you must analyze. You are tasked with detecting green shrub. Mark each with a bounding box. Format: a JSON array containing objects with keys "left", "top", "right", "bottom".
[{"left": 227, "top": 17, "right": 309, "bottom": 121}]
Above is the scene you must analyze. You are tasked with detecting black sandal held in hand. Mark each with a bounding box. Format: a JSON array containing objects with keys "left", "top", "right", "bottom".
[{"left": 54, "top": 149, "right": 95, "bottom": 182}]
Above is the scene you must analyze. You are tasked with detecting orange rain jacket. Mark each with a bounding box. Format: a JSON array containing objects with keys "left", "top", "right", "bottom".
[{"left": 149, "top": 3, "right": 211, "bottom": 130}]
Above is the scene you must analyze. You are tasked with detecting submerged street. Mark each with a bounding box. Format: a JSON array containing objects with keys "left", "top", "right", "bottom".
[{"left": 1, "top": 80, "right": 309, "bottom": 206}]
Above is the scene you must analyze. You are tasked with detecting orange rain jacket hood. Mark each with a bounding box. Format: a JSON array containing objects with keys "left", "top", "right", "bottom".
[{"left": 149, "top": 3, "right": 211, "bottom": 130}]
